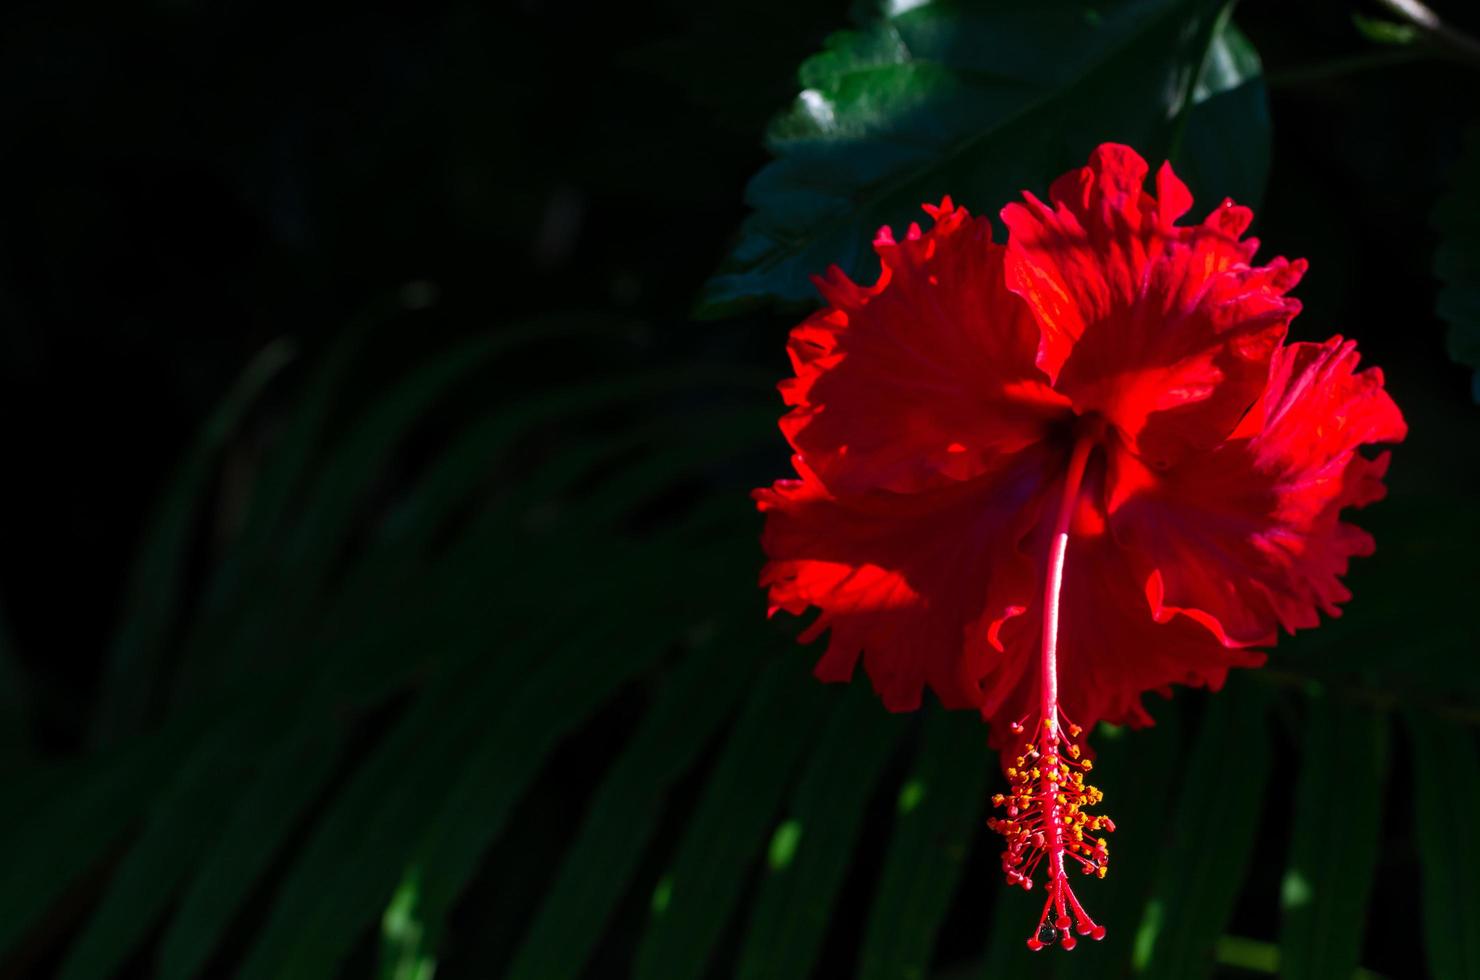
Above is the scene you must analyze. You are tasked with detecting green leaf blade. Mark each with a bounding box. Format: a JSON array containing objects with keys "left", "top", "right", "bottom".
[
  {"left": 857, "top": 708, "right": 992, "bottom": 980},
  {"left": 735, "top": 679, "right": 906, "bottom": 980},
  {"left": 631, "top": 655, "right": 834, "bottom": 980},
  {"left": 1136, "top": 683, "right": 1271, "bottom": 980},
  {"left": 505, "top": 633, "right": 762, "bottom": 980},
  {"left": 1408, "top": 712, "right": 1480, "bottom": 978},
  {"left": 1279, "top": 699, "right": 1388, "bottom": 980}
]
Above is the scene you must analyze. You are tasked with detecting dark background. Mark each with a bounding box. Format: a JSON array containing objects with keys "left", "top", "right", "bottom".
[{"left": 2, "top": 1, "right": 1478, "bottom": 977}]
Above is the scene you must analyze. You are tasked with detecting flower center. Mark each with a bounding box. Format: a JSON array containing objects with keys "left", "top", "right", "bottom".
[{"left": 987, "top": 422, "right": 1114, "bottom": 951}]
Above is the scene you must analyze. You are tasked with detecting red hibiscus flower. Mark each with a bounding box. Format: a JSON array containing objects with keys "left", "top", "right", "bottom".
[{"left": 753, "top": 144, "right": 1406, "bottom": 949}]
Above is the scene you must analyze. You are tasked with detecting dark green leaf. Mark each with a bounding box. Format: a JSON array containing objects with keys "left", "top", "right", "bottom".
[
  {"left": 236, "top": 659, "right": 524, "bottom": 980},
  {"left": 407, "top": 611, "right": 734, "bottom": 954},
  {"left": 59, "top": 711, "right": 264, "bottom": 980},
  {"left": 631, "top": 652, "right": 834, "bottom": 980},
  {"left": 91, "top": 339, "right": 296, "bottom": 745},
  {"left": 244, "top": 509, "right": 735, "bottom": 977},
  {"left": 1279, "top": 699, "right": 1388, "bottom": 980},
  {"left": 0, "top": 720, "right": 207, "bottom": 958},
  {"left": 857, "top": 708, "right": 991, "bottom": 980},
  {"left": 506, "top": 626, "right": 765, "bottom": 980},
  {"left": 1135, "top": 682, "right": 1271, "bottom": 980},
  {"left": 698, "top": 0, "right": 1268, "bottom": 316},
  {"left": 157, "top": 716, "right": 344, "bottom": 980},
  {"left": 0, "top": 603, "right": 27, "bottom": 763},
  {"left": 735, "top": 677, "right": 906, "bottom": 980},
  {"left": 1408, "top": 712, "right": 1480, "bottom": 978},
  {"left": 1433, "top": 122, "right": 1480, "bottom": 400},
  {"left": 1171, "top": 16, "right": 1270, "bottom": 208}
]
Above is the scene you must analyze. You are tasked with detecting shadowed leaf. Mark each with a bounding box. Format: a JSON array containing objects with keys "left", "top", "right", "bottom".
[
  {"left": 1279, "top": 699, "right": 1388, "bottom": 980},
  {"left": 736, "top": 677, "right": 907, "bottom": 980},
  {"left": 1408, "top": 712, "right": 1480, "bottom": 978},
  {"left": 631, "top": 651, "right": 834, "bottom": 980},
  {"left": 505, "top": 626, "right": 766, "bottom": 980},
  {"left": 1136, "top": 682, "right": 1271, "bottom": 980},
  {"left": 92, "top": 339, "right": 296, "bottom": 745},
  {"left": 1433, "top": 122, "right": 1480, "bottom": 401},
  {"left": 858, "top": 708, "right": 991, "bottom": 980}
]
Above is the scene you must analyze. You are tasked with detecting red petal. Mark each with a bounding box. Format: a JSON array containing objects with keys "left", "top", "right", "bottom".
[
  {"left": 1107, "top": 338, "right": 1407, "bottom": 646},
  {"left": 1002, "top": 144, "right": 1301, "bottom": 467},
  {"left": 989, "top": 524, "right": 1265, "bottom": 750},
  {"left": 781, "top": 199, "right": 1069, "bottom": 496},
  {"left": 755, "top": 446, "right": 1060, "bottom": 715}
]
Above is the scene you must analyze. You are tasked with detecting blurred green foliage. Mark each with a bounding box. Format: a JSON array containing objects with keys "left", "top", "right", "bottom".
[{"left": 2, "top": 0, "right": 1480, "bottom": 978}]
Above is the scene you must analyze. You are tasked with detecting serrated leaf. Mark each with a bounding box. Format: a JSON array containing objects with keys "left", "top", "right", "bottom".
[
  {"left": 698, "top": 0, "right": 1270, "bottom": 316},
  {"left": 857, "top": 707, "right": 991, "bottom": 980},
  {"left": 1135, "top": 682, "right": 1271, "bottom": 980},
  {"left": 1278, "top": 699, "right": 1387, "bottom": 980},
  {"left": 735, "top": 677, "right": 906, "bottom": 980},
  {"left": 631, "top": 652, "right": 834, "bottom": 980},
  {"left": 1434, "top": 122, "right": 1480, "bottom": 400},
  {"left": 1408, "top": 712, "right": 1480, "bottom": 978}
]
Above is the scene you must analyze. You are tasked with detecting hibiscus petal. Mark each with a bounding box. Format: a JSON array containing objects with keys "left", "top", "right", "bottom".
[
  {"left": 988, "top": 528, "right": 1266, "bottom": 748},
  {"left": 780, "top": 199, "right": 1068, "bottom": 496},
  {"left": 1002, "top": 144, "right": 1303, "bottom": 467},
  {"left": 755, "top": 447, "right": 1059, "bottom": 715},
  {"left": 1107, "top": 337, "right": 1407, "bottom": 647}
]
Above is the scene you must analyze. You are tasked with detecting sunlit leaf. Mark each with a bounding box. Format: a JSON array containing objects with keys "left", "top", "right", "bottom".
[
  {"left": 698, "top": 0, "right": 1270, "bottom": 315},
  {"left": 1171, "top": 16, "right": 1270, "bottom": 208},
  {"left": 380, "top": 867, "right": 438, "bottom": 980}
]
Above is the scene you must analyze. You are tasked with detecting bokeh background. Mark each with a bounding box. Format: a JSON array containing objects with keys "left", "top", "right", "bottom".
[{"left": 3, "top": 0, "right": 1479, "bottom": 977}]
